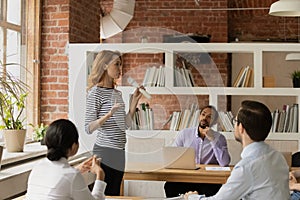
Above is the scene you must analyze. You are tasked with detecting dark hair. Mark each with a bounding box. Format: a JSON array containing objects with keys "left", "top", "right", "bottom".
[
  {"left": 45, "top": 119, "right": 79, "bottom": 161},
  {"left": 292, "top": 152, "right": 300, "bottom": 167},
  {"left": 200, "top": 105, "right": 219, "bottom": 125},
  {"left": 237, "top": 100, "right": 272, "bottom": 141}
]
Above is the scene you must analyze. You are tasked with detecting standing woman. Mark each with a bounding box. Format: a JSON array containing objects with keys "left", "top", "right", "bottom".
[{"left": 85, "top": 50, "right": 142, "bottom": 196}]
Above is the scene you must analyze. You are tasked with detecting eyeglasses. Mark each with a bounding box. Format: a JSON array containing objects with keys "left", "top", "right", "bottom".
[{"left": 232, "top": 118, "right": 238, "bottom": 125}]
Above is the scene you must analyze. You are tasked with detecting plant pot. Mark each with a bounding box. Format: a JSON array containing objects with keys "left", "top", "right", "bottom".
[
  {"left": 293, "top": 78, "right": 300, "bottom": 88},
  {"left": 2, "top": 129, "right": 26, "bottom": 152}
]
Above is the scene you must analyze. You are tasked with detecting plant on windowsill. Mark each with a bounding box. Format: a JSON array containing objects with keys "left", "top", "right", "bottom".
[
  {"left": 29, "top": 123, "right": 48, "bottom": 145},
  {"left": 0, "top": 61, "right": 29, "bottom": 152},
  {"left": 291, "top": 70, "right": 300, "bottom": 88}
]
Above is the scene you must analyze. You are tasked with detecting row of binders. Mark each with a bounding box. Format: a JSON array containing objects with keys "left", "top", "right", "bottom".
[
  {"left": 271, "top": 104, "right": 298, "bottom": 133},
  {"left": 131, "top": 103, "right": 154, "bottom": 130},
  {"left": 233, "top": 66, "right": 253, "bottom": 87},
  {"left": 131, "top": 103, "right": 299, "bottom": 133},
  {"left": 142, "top": 66, "right": 165, "bottom": 87}
]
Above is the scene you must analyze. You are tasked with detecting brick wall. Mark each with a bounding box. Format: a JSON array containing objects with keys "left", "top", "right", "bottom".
[
  {"left": 69, "top": 0, "right": 101, "bottom": 43},
  {"left": 41, "top": 0, "right": 69, "bottom": 124},
  {"left": 41, "top": 0, "right": 299, "bottom": 127},
  {"left": 228, "top": 0, "right": 299, "bottom": 42},
  {"left": 107, "top": 0, "right": 229, "bottom": 125}
]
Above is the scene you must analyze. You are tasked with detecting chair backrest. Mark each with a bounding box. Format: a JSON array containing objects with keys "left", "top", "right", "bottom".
[
  {"left": 292, "top": 152, "right": 300, "bottom": 167},
  {"left": 281, "top": 151, "right": 292, "bottom": 168},
  {"left": 126, "top": 137, "right": 165, "bottom": 163}
]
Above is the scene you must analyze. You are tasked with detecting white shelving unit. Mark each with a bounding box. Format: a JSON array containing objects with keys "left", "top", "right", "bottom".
[
  {"left": 69, "top": 42, "right": 300, "bottom": 136},
  {"left": 69, "top": 43, "right": 300, "bottom": 198}
]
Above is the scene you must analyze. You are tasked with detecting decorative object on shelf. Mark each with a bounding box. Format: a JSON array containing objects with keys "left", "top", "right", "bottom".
[
  {"left": 291, "top": 70, "right": 300, "bottom": 88},
  {"left": 286, "top": 53, "right": 300, "bottom": 61},
  {"left": 269, "top": 0, "right": 300, "bottom": 16},
  {"left": 263, "top": 76, "right": 275, "bottom": 88},
  {"left": 100, "top": 0, "right": 135, "bottom": 39},
  {"left": 29, "top": 123, "right": 48, "bottom": 145},
  {"left": 0, "top": 62, "right": 28, "bottom": 152}
]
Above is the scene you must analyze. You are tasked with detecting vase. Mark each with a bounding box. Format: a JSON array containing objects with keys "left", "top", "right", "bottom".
[
  {"left": 293, "top": 78, "right": 300, "bottom": 88},
  {"left": 2, "top": 129, "right": 26, "bottom": 152}
]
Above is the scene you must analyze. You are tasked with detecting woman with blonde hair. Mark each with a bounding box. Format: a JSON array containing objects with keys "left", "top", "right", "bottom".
[{"left": 85, "top": 50, "right": 143, "bottom": 195}]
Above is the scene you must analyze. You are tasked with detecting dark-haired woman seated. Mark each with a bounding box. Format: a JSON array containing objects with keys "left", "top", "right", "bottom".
[{"left": 25, "top": 119, "right": 106, "bottom": 200}]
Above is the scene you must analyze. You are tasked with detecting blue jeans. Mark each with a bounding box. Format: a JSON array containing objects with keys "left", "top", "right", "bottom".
[{"left": 291, "top": 191, "right": 300, "bottom": 200}]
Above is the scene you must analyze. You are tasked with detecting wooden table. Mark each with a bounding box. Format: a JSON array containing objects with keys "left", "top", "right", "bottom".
[
  {"left": 122, "top": 162, "right": 232, "bottom": 196},
  {"left": 106, "top": 196, "right": 142, "bottom": 199},
  {"left": 124, "top": 163, "right": 231, "bottom": 184}
]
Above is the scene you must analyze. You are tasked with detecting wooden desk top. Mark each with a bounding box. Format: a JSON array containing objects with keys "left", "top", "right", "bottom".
[
  {"left": 106, "top": 196, "right": 142, "bottom": 199},
  {"left": 124, "top": 163, "right": 232, "bottom": 184}
]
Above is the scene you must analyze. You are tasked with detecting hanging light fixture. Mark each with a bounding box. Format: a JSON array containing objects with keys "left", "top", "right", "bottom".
[
  {"left": 285, "top": 53, "right": 300, "bottom": 60},
  {"left": 269, "top": 0, "right": 300, "bottom": 16}
]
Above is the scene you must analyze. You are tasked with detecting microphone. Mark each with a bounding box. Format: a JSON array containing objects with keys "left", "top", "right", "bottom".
[{"left": 127, "top": 77, "right": 151, "bottom": 99}]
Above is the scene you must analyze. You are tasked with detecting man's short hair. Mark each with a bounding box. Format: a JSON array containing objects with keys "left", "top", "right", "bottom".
[
  {"left": 237, "top": 100, "right": 272, "bottom": 141},
  {"left": 200, "top": 105, "right": 219, "bottom": 125}
]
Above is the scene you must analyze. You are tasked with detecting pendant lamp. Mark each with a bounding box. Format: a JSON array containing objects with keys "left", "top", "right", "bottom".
[
  {"left": 269, "top": 0, "right": 300, "bottom": 16},
  {"left": 285, "top": 53, "right": 300, "bottom": 60}
]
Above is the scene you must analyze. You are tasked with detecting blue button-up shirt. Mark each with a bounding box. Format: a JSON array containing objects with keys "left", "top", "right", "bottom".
[{"left": 203, "top": 142, "right": 290, "bottom": 200}]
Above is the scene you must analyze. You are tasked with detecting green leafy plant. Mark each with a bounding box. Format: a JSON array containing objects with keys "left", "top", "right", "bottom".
[
  {"left": 29, "top": 123, "right": 48, "bottom": 142},
  {"left": 291, "top": 70, "right": 300, "bottom": 79},
  {"left": 0, "top": 62, "right": 28, "bottom": 130}
]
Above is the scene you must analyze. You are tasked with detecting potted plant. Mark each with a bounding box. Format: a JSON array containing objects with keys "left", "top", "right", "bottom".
[
  {"left": 0, "top": 62, "right": 28, "bottom": 152},
  {"left": 291, "top": 70, "right": 300, "bottom": 88},
  {"left": 29, "top": 123, "right": 48, "bottom": 145}
]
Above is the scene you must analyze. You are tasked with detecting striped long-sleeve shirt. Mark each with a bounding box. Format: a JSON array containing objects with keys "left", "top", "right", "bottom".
[{"left": 85, "top": 86, "right": 126, "bottom": 149}]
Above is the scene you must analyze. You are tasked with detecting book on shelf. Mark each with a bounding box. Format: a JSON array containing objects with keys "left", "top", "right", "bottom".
[
  {"left": 292, "top": 104, "right": 298, "bottom": 133},
  {"left": 271, "top": 109, "right": 279, "bottom": 132},
  {"left": 233, "top": 66, "right": 253, "bottom": 87},
  {"left": 277, "top": 110, "right": 286, "bottom": 132}
]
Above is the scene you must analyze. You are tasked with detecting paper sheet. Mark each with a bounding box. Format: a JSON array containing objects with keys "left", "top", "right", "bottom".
[{"left": 205, "top": 166, "right": 231, "bottom": 171}]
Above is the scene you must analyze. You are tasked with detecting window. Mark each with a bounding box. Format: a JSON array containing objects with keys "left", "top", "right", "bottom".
[{"left": 0, "top": 0, "right": 41, "bottom": 144}]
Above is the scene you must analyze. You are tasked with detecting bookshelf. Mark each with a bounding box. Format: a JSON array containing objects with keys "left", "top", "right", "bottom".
[
  {"left": 69, "top": 43, "right": 300, "bottom": 197},
  {"left": 68, "top": 43, "right": 300, "bottom": 153}
]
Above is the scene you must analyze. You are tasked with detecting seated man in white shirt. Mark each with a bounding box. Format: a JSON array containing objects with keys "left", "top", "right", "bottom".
[
  {"left": 184, "top": 100, "right": 290, "bottom": 200},
  {"left": 26, "top": 119, "right": 106, "bottom": 200}
]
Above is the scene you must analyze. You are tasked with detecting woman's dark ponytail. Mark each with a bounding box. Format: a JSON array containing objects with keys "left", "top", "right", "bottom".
[{"left": 45, "top": 119, "right": 79, "bottom": 161}]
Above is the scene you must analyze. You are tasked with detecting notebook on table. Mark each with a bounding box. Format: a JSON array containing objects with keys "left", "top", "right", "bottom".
[{"left": 163, "top": 146, "right": 197, "bottom": 170}]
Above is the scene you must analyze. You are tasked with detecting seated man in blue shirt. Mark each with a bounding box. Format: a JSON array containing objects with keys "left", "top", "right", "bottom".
[
  {"left": 185, "top": 100, "right": 290, "bottom": 200},
  {"left": 164, "top": 105, "right": 231, "bottom": 197}
]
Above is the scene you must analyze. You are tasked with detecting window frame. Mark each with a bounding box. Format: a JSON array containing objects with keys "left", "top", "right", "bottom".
[{"left": 0, "top": 0, "right": 41, "bottom": 143}]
